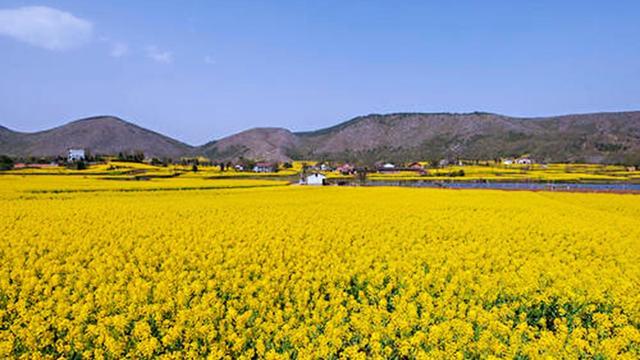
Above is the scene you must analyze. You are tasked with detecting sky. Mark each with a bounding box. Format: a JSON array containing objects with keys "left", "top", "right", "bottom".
[{"left": 0, "top": 1, "right": 639, "bottom": 145}]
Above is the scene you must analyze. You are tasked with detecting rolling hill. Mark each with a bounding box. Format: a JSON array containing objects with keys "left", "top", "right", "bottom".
[
  {"left": 291, "top": 111, "right": 640, "bottom": 164},
  {"left": 2, "top": 111, "right": 640, "bottom": 164},
  {"left": 200, "top": 128, "right": 298, "bottom": 162},
  {"left": 0, "top": 116, "right": 194, "bottom": 159},
  {"left": 203, "top": 111, "right": 640, "bottom": 164}
]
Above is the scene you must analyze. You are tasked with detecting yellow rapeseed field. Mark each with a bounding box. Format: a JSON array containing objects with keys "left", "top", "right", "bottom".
[{"left": 0, "top": 176, "right": 639, "bottom": 359}]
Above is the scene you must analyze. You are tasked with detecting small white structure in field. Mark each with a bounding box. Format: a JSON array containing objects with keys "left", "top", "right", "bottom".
[
  {"left": 382, "top": 163, "right": 395, "bottom": 169},
  {"left": 305, "top": 173, "right": 326, "bottom": 186},
  {"left": 502, "top": 158, "right": 514, "bottom": 165},
  {"left": 68, "top": 148, "right": 85, "bottom": 162},
  {"left": 319, "top": 163, "right": 333, "bottom": 171},
  {"left": 253, "top": 162, "right": 275, "bottom": 173},
  {"left": 516, "top": 157, "right": 533, "bottom": 165}
]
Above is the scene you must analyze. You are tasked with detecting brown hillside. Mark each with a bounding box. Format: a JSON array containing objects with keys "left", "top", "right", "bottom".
[
  {"left": 200, "top": 128, "right": 299, "bottom": 162},
  {"left": 0, "top": 116, "right": 194, "bottom": 159},
  {"left": 2, "top": 111, "right": 640, "bottom": 164}
]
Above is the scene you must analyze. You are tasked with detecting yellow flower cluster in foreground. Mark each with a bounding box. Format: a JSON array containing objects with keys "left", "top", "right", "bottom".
[{"left": 1, "top": 178, "right": 639, "bottom": 358}]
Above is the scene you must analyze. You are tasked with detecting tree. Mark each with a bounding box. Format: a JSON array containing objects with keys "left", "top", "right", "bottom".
[
  {"left": 133, "top": 151, "right": 145, "bottom": 163},
  {"left": 238, "top": 157, "right": 256, "bottom": 171},
  {"left": 117, "top": 151, "right": 145, "bottom": 162},
  {"left": 356, "top": 168, "right": 368, "bottom": 185},
  {"left": 0, "top": 155, "right": 14, "bottom": 170},
  {"left": 67, "top": 160, "right": 86, "bottom": 170}
]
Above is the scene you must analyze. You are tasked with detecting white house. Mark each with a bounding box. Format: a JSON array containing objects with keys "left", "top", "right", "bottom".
[
  {"left": 502, "top": 158, "right": 514, "bottom": 165},
  {"left": 305, "top": 173, "right": 326, "bottom": 186},
  {"left": 253, "top": 162, "right": 276, "bottom": 173},
  {"left": 516, "top": 157, "right": 533, "bottom": 165},
  {"left": 382, "top": 163, "right": 395, "bottom": 169},
  {"left": 68, "top": 148, "right": 85, "bottom": 162},
  {"left": 319, "top": 163, "right": 332, "bottom": 171}
]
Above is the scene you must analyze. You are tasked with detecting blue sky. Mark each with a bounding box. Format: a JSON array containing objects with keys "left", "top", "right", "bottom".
[{"left": 1, "top": 1, "right": 639, "bottom": 145}]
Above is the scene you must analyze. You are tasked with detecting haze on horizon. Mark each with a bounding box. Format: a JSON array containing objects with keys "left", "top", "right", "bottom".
[{"left": 1, "top": 0, "right": 639, "bottom": 145}]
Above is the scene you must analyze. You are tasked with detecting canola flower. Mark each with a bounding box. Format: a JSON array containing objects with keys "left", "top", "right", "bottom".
[
  {"left": 0, "top": 177, "right": 639, "bottom": 359},
  {"left": 0, "top": 175, "right": 287, "bottom": 198},
  {"left": 7, "top": 160, "right": 640, "bottom": 183},
  {"left": 6, "top": 160, "right": 304, "bottom": 178},
  {"left": 352, "top": 164, "right": 640, "bottom": 183}
]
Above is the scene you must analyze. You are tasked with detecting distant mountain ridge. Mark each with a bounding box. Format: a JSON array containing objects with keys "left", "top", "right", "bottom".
[{"left": 2, "top": 111, "right": 640, "bottom": 164}]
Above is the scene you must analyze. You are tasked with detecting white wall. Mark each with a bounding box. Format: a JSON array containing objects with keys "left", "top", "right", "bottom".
[{"left": 306, "top": 174, "right": 325, "bottom": 185}]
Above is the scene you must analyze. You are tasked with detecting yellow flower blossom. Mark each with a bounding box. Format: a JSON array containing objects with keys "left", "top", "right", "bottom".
[{"left": 0, "top": 176, "right": 639, "bottom": 357}]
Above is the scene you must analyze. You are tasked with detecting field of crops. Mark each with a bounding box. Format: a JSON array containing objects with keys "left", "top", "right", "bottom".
[
  {"left": 356, "top": 164, "right": 640, "bottom": 183},
  {"left": 1, "top": 176, "right": 639, "bottom": 358},
  {"left": 7, "top": 160, "right": 640, "bottom": 184}
]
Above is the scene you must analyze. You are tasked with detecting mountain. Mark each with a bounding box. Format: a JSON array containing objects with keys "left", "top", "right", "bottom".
[
  {"left": 291, "top": 111, "right": 640, "bottom": 164},
  {"left": 2, "top": 111, "right": 640, "bottom": 164},
  {"left": 0, "top": 116, "right": 194, "bottom": 159},
  {"left": 203, "top": 111, "right": 640, "bottom": 164},
  {"left": 201, "top": 128, "right": 298, "bottom": 162}
]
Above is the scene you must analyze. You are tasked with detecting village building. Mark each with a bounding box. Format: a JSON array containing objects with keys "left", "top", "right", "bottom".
[
  {"left": 253, "top": 162, "right": 276, "bottom": 173},
  {"left": 68, "top": 148, "right": 85, "bottom": 162},
  {"left": 377, "top": 162, "right": 399, "bottom": 173},
  {"left": 516, "top": 157, "right": 533, "bottom": 165},
  {"left": 337, "top": 163, "right": 354, "bottom": 175},
  {"left": 13, "top": 162, "right": 59, "bottom": 169},
  {"left": 304, "top": 173, "right": 327, "bottom": 186},
  {"left": 319, "top": 163, "right": 333, "bottom": 171},
  {"left": 406, "top": 162, "right": 427, "bottom": 174}
]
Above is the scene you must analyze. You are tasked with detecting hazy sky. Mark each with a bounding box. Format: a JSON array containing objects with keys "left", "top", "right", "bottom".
[{"left": 1, "top": 1, "right": 639, "bottom": 145}]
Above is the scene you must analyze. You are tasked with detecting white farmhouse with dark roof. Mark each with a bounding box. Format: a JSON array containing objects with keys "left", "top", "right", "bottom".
[
  {"left": 68, "top": 148, "right": 85, "bottom": 162},
  {"left": 304, "top": 173, "right": 326, "bottom": 186}
]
